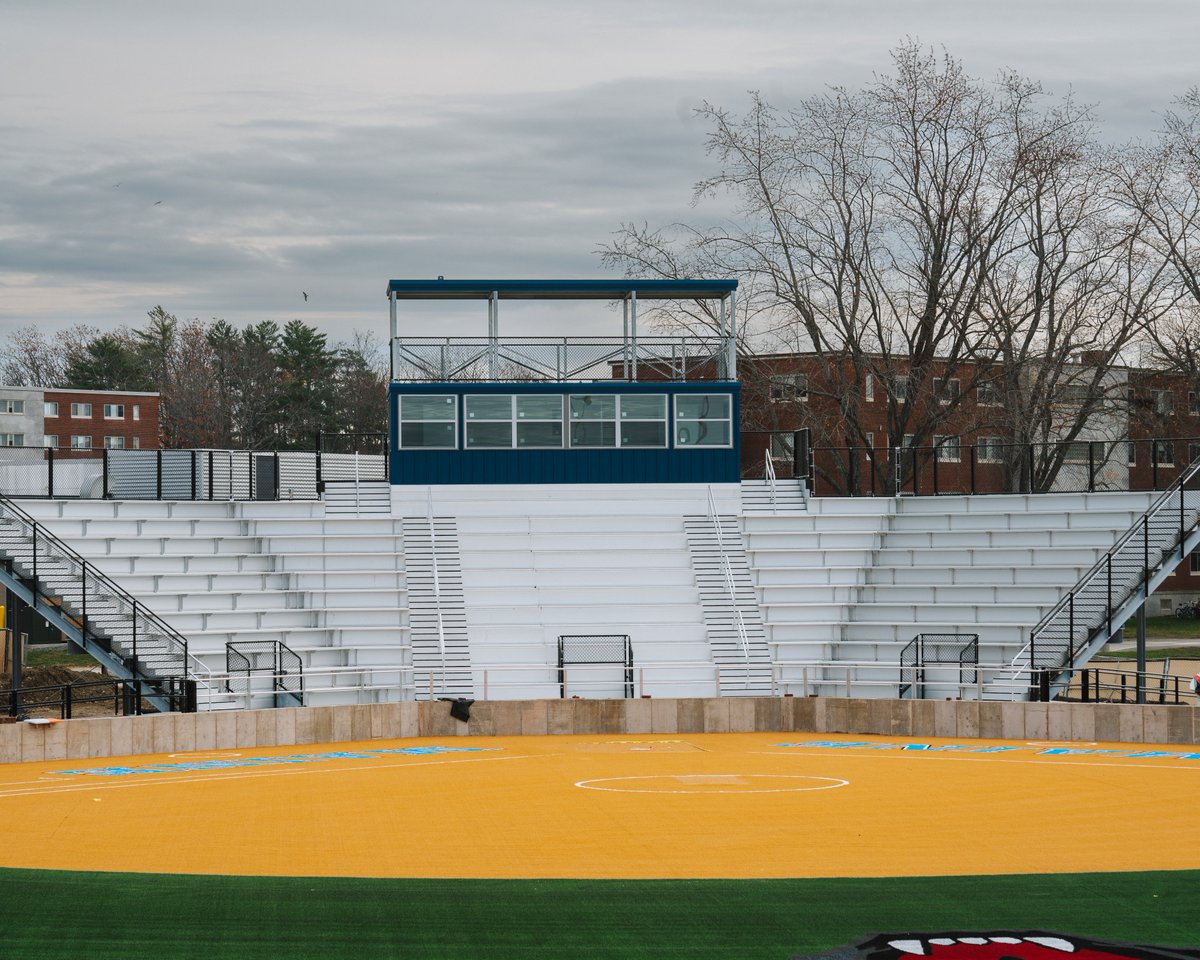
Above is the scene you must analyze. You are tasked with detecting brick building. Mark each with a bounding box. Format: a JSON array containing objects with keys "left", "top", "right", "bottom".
[{"left": 0, "top": 386, "right": 160, "bottom": 451}]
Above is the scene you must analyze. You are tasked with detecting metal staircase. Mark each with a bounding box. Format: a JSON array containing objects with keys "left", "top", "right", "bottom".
[
  {"left": 993, "top": 458, "right": 1200, "bottom": 699},
  {"left": 683, "top": 488, "right": 774, "bottom": 695},
  {"left": 0, "top": 495, "right": 200, "bottom": 713},
  {"left": 400, "top": 495, "right": 473, "bottom": 698}
]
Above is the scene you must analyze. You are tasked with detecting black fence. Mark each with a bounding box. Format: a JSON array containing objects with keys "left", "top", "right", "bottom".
[
  {"left": 743, "top": 433, "right": 1200, "bottom": 497},
  {"left": 1031, "top": 666, "right": 1195, "bottom": 705},
  {"left": 898, "top": 633, "right": 979, "bottom": 699},
  {"left": 226, "top": 640, "right": 304, "bottom": 707},
  {"left": 3, "top": 675, "right": 197, "bottom": 719},
  {"left": 557, "top": 634, "right": 633, "bottom": 699}
]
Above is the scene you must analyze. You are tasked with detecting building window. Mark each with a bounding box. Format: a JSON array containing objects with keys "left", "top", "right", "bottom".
[
  {"left": 70, "top": 403, "right": 92, "bottom": 418},
  {"left": 103, "top": 436, "right": 125, "bottom": 449},
  {"left": 865, "top": 432, "right": 874, "bottom": 456},
  {"left": 1063, "top": 440, "right": 1101, "bottom": 463},
  {"left": 44, "top": 401, "right": 58, "bottom": 417},
  {"left": 1153, "top": 439, "right": 1174, "bottom": 465},
  {"left": 1192, "top": 550, "right": 1200, "bottom": 574},
  {"left": 1127, "top": 440, "right": 1137, "bottom": 467},
  {"left": 0, "top": 433, "right": 24, "bottom": 446},
  {"left": 864, "top": 374, "right": 875, "bottom": 402},
  {"left": 397, "top": 395, "right": 456, "bottom": 449},
  {"left": 770, "top": 374, "right": 808, "bottom": 403},
  {"left": 932, "top": 378, "right": 960, "bottom": 404},
  {"left": 1057, "top": 384, "right": 1090, "bottom": 405},
  {"left": 1150, "top": 389, "right": 1174, "bottom": 415},
  {"left": 103, "top": 403, "right": 125, "bottom": 419},
  {"left": 133, "top": 404, "right": 141, "bottom": 421},
  {"left": 674, "top": 394, "right": 733, "bottom": 448},
  {"left": 1189, "top": 392, "right": 1199, "bottom": 416},
  {"left": 617, "top": 394, "right": 667, "bottom": 448},
  {"left": 568, "top": 394, "right": 616, "bottom": 448},
  {"left": 70, "top": 435, "right": 92, "bottom": 449},
  {"left": 132, "top": 437, "right": 140, "bottom": 449},
  {"left": 465, "top": 395, "right": 565, "bottom": 449},
  {"left": 977, "top": 381, "right": 1000, "bottom": 406},
  {"left": 1, "top": 399, "right": 24, "bottom": 415},
  {"left": 43, "top": 435, "right": 58, "bottom": 448},
  {"left": 978, "top": 436, "right": 1003, "bottom": 463},
  {"left": 892, "top": 376, "right": 912, "bottom": 402},
  {"left": 901, "top": 434, "right": 915, "bottom": 449},
  {"left": 933, "top": 435, "right": 960, "bottom": 461},
  {"left": 1189, "top": 442, "right": 1200, "bottom": 465}
]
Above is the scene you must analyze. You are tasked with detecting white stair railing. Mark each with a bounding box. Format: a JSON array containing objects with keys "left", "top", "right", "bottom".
[
  {"left": 763, "top": 448, "right": 778, "bottom": 514},
  {"left": 426, "top": 487, "right": 447, "bottom": 683},
  {"left": 707, "top": 486, "right": 752, "bottom": 679}
]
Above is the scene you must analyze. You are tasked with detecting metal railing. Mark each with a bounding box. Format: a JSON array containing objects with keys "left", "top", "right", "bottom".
[
  {"left": 0, "top": 494, "right": 199, "bottom": 712},
  {"left": 898, "top": 633, "right": 980, "bottom": 700},
  {"left": 2, "top": 675, "right": 197, "bottom": 719},
  {"left": 225, "top": 640, "right": 304, "bottom": 708},
  {"left": 392, "top": 336, "right": 728, "bottom": 383},
  {"left": 706, "top": 486, "right": 752, "bottom": 672},
  {"left": 1017, "top": 456, "right": 1200, "bottom": 687},
  {"left": 740, "top": 434, "right": 1200, "bottom": 497}
]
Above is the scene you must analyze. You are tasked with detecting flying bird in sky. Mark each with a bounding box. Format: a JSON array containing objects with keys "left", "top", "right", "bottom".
[
  {"left": 152, "top": 200, "right": 162, "bottom": 205},
  {"left": 302, "top": 291, "right": 309, "bottom": 302}
]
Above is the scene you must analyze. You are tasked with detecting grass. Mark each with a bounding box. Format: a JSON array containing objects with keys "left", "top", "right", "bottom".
[
  {"left": 0, "top": 869, "right": 1196, "bottom": 958},
  {"left": 23, "top": 648, "right": 96, "bottom": 669}
]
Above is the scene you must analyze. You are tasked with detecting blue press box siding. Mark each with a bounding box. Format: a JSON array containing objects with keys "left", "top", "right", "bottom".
[{"left": 389, "top": 381, "right": 741, "bottom": 485}]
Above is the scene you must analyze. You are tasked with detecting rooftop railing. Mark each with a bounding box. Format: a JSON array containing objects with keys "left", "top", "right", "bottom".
[{"left": 391, "top": 336, "right": 731, "bottom": 383}]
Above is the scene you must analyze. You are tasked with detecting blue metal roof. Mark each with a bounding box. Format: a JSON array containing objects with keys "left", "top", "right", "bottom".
[{"left": 386, "top": 279, "right": 737, "bottom": 300}]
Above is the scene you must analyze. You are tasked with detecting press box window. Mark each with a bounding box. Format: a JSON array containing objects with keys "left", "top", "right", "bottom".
[
  {"left": 465, "top": 395, "right": 563, "bottom": 449},
  {"left": 617, "top": 394, "right": 666, "bottom": 447},
  {"left": 568, "top": 395, "right": 667, "bottom": 448},
  {"left": 675, "top": 394, "right": 732, "bottom": 448},
  {"left": 398, "top": 395, "right": 456, "bottom": 449}
]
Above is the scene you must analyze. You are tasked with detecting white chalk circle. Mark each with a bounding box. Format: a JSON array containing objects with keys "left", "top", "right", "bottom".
[{"left": 575, "top": 774, "right": 849, "bottom": 794}]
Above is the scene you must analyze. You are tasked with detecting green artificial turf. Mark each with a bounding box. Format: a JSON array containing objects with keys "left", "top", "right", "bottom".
[{"left": 0, "top": 868, "right": 1196, "bottom": 958}]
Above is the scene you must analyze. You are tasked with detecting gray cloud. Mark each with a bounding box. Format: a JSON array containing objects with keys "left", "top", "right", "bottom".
[{"left": 2, "top": 0, "right": 1198, "bottom": 344}]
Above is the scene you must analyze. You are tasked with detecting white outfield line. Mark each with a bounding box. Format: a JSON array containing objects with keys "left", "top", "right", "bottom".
[{"left": 0, "top": 752, "right": 561, "bottom": 800}]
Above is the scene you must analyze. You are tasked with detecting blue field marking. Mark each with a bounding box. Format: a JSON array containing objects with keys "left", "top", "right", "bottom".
[
  {"left": 774, "top": 739, "right": 1200, "bottom": 761},
  {"left": 55, "top": 745, "right": 498, "bottom": 778}
]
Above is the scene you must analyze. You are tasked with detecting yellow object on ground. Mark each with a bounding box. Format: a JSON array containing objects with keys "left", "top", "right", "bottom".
[{"left": 1, "top": 731, "right": 1197, "bottom": 879}]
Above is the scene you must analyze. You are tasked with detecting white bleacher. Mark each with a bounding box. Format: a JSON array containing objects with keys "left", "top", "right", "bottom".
[
  {"left": 745, "top": 490, "right": 1157, "bottom": 698},
  {"left": 18, "top": 483, "right": 1161, "bottom": 709}
]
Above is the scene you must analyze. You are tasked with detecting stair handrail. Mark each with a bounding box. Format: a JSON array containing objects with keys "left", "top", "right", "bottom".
[
  {"left": 706, "top": 486, "right": 752, "bottom": 675},
  {"left": 763, "top": 448, "right": 778, "bottom": 513},
  {"left": 1022, "top": 455, "right": 1200, "bottom": 676},
  {"left": 426, "top": 487, "right": 448, "bottom": 683},
  {"left": 0, "top": 493, "right": 195, "bottom": 691}
]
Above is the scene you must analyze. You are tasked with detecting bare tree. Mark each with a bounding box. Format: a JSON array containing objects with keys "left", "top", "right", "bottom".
[{"left": 0, "top": 324, "right": 97, "bottom": 387}]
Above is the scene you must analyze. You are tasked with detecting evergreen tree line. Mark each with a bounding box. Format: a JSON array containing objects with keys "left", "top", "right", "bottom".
[{"left": 1, "top": 308, "right": 389, "bottom": 450}]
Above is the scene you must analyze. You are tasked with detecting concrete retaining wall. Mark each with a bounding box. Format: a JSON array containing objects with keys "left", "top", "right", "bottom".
[{"left": 3, "top": 697, "right": 1198, "bottom": 765}]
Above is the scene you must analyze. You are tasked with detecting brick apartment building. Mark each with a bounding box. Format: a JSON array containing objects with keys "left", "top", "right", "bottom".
[{"left": 0, "top": 386, "right": 160, "bottom": 451}]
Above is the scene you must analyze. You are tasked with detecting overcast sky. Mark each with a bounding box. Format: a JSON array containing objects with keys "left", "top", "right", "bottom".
[{"left": 1, "top": 0, "right": 1197, "bottom": 344}]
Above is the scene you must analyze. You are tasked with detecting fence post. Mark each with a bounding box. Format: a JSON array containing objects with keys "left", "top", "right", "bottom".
[
  {"left": 932, "top": 445, "right": 939, "bottom": 496},
  {"left": 1026, "top": 444, "right": 1034, "bottom": 494},
  {"left": 969, "top": 444, "right": 976, "bottom": 495},
  {"left": 101, "top": 448, "right": 109, "bottom": 499},
  {"left": 208, "top": 452, "right": 214, "bottom": 501},
  {"left": 1152, "top": 442, "right": 1159, "bottom": 490},
  {"left": 273, "top": 451, "right": 281, "bottom": 500},
  {"left": 47, "top": 446, "right": 54, "bottom": 498},
  {"left": 315, "top": 432, "right": 323, "bottom": 492},
  {"left": 190, "top": 450, "right": 197, "bottom": 500},
  {"left": 156, "top": 449, "right": 163, "bottom": 500}
]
